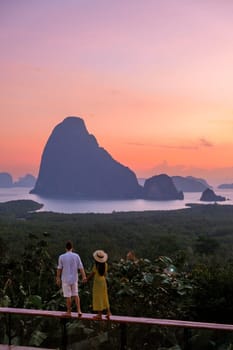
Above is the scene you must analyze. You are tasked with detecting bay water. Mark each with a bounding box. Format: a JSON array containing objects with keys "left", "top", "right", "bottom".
[{"left": 0, "top": 187, "right": 232, "bottom": 214}]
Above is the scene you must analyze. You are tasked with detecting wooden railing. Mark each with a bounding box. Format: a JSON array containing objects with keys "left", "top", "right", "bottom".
[{"left": 1, "top": 307, "right": 233, "bottom": 349}]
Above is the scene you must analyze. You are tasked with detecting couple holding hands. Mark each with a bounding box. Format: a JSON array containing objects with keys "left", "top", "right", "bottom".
[{"left": 56, "top": 240, "right": 111, "bottom": 320}]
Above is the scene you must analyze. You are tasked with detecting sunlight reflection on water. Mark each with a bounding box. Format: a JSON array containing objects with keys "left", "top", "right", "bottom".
[{"left": 0, "top": 187, "right": 232, "bottom": 214}]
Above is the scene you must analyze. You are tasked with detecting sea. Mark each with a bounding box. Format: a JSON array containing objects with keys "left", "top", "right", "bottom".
[{"left": 0, "top": 187, "right": 233, "bottom": 214}]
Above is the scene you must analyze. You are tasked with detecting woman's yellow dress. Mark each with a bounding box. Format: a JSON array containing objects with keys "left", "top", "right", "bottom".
[{"left": 92, "top": 263, "right": 110, "bottom": 311}]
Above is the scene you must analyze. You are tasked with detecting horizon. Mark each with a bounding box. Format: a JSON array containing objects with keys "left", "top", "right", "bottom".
[
  {"left": 1, "top": 1, "right": 233, "bottom": 186},
  {"left": 1, "top": 164, "right": 232, "bottom": 189}
]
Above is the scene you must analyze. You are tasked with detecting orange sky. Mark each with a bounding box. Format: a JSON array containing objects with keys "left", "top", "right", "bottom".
[{"left": 1, "top": 0, "right": 233, "bottom": 186}]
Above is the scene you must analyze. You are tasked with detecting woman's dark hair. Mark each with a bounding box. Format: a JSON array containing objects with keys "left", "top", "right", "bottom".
[{"left": 95, "top": 261, "right": 106, "bottom": 276}]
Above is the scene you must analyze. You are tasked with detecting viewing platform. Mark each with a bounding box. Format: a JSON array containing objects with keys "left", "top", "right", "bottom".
[{"left": 1, "top": 307, "right": 233, "bottom": 349}]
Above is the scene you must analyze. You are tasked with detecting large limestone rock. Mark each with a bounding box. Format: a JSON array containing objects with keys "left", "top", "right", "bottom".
[
  {"left": 200, "top": 188, "right": 226, "bottom": 202},
  {"left": 31, "top": 116, "right": 143, "bottom": 199},
  {"left": 143, "top": 174, "right": 184, "bottom": 200}
]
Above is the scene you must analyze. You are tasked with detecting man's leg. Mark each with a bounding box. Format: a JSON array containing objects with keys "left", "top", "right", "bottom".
[
  {"left": 74, "top": 295, "right": 82, "bottom": 315},
  {"left": 66, "top": 297, "right": 72, "bottom": 313},
  {"left": 62, "top": 283, "right": 72, "bottom": 314},
  {"left": 71, "top": 283, "right": 82, "bottom": 315}
]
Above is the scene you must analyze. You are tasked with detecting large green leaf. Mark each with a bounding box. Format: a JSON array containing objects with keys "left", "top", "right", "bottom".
[{"left": 29, "top": 330, "right": 47, "bottom": 346}]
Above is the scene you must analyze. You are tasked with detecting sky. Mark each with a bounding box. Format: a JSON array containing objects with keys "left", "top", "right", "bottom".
[{"left": 1, "top": 0, "right": 233, "bottom": 186}]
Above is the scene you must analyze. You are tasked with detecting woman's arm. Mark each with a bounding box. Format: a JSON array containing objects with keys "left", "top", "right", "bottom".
[{"left": 86, "top": 271, "right": 95, "bottom": 282}]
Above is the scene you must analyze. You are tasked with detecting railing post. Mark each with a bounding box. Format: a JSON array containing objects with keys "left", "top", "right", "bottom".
[
  {"left": 6, "top": 313, "right": 12, "bottom": 346},
  {"left": 120, "top": 323, "right": 127, "bottom": 350},
  {"left": 183, "top": 327, "right": 191, "bottom": 350},
  {"left": 61, "top": 318, "right": 68, "bottom": 350}
]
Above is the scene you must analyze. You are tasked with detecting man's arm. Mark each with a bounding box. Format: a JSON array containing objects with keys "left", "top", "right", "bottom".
[
  {"left": 56, "top": 268, "right": 62, "bottom": 286},
  {"left": 79, "top": 268, "right": 87, "bottom": 283}
]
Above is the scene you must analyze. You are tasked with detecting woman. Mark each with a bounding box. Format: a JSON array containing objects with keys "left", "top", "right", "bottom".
[{"left": 87, "top": 249, "right": 111, "bottom": 319}]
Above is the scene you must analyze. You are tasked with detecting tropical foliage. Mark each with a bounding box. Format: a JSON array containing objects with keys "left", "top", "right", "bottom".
[{"left": 1, "top": 200, "right": 233, "bottom": 348}]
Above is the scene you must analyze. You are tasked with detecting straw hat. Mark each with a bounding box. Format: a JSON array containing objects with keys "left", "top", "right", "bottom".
[{"left": 93, "top": 250, "right": 108, "bottom": 263}]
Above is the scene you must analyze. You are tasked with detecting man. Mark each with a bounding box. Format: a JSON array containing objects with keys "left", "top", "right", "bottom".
[{"left": 56, "top": 240, "right": 87, "bottom": 316}]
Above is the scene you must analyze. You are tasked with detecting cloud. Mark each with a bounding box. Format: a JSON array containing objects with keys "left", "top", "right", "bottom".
[
  {"left": 126, "top": 139, "right": 211, "bottom": 150},
  {"left": 159, "top": 138, "right": 214, "bottom": 150},
  {"left": 110, "top": 89, "right": 121, "bottom": 96},
  {"left": 125, "top": 140, "right": 194, "bottom": 149},
  {"left": 160, "top": 138, "right": 214, "bottom": 149},
  {"left": 199, "top": 138, "right": 213, "bottom": 147},
  {"left": 126, "top": 142, "right": 146, "bottom": 146},
  {"left": 33, "top": 66, "right": 42, "bottom": 72},
  {"left": 158, "top": 144, "right": 198, "bottom": 150}
]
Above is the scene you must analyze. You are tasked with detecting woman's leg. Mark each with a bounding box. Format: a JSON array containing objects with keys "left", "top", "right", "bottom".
[{"left": 93, "top": 311, "right": 102, "bottom": 319}]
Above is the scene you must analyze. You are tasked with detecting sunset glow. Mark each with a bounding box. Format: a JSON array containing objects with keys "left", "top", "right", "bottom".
[{"left": 1, "top": 0, "right": 233, "bottom": 185}]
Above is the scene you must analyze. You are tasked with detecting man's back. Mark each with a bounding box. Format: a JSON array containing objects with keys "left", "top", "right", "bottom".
[{"left": 58, "top": 251, "right": 83, "bottom": 284}]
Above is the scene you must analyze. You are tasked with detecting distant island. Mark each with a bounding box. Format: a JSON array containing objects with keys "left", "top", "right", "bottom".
[
  {"left": 218, "top": 183, "right": 233, "bottom": 189},
  {"left": 172, "top": 175, "right": 210, "bottom": 192},
  {"left": 0, "top": 173, "right": 36, "bottom": 188},
  {"left": 200, "top": 188, "right": 226, "bottom": 202}
]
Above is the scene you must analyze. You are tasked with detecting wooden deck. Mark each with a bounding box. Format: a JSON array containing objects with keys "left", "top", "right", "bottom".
[
  {"left": 1, "top": 306, "right": 233, "bottom": 331},
  {"left": 0, "top": 347, "right": 55, "bottom": 350},
  {"left": 1, "top": 307, "right": 233, "bottom": 350}
]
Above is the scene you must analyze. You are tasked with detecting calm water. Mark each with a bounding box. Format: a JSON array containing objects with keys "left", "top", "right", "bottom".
[{"left": 0, "top": 187, "right": 232, "bottom": 214}]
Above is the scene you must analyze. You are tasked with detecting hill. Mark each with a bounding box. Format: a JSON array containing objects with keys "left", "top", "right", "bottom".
[{"left": 31, "top": 116, "right": 142, "bottom": 199}]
